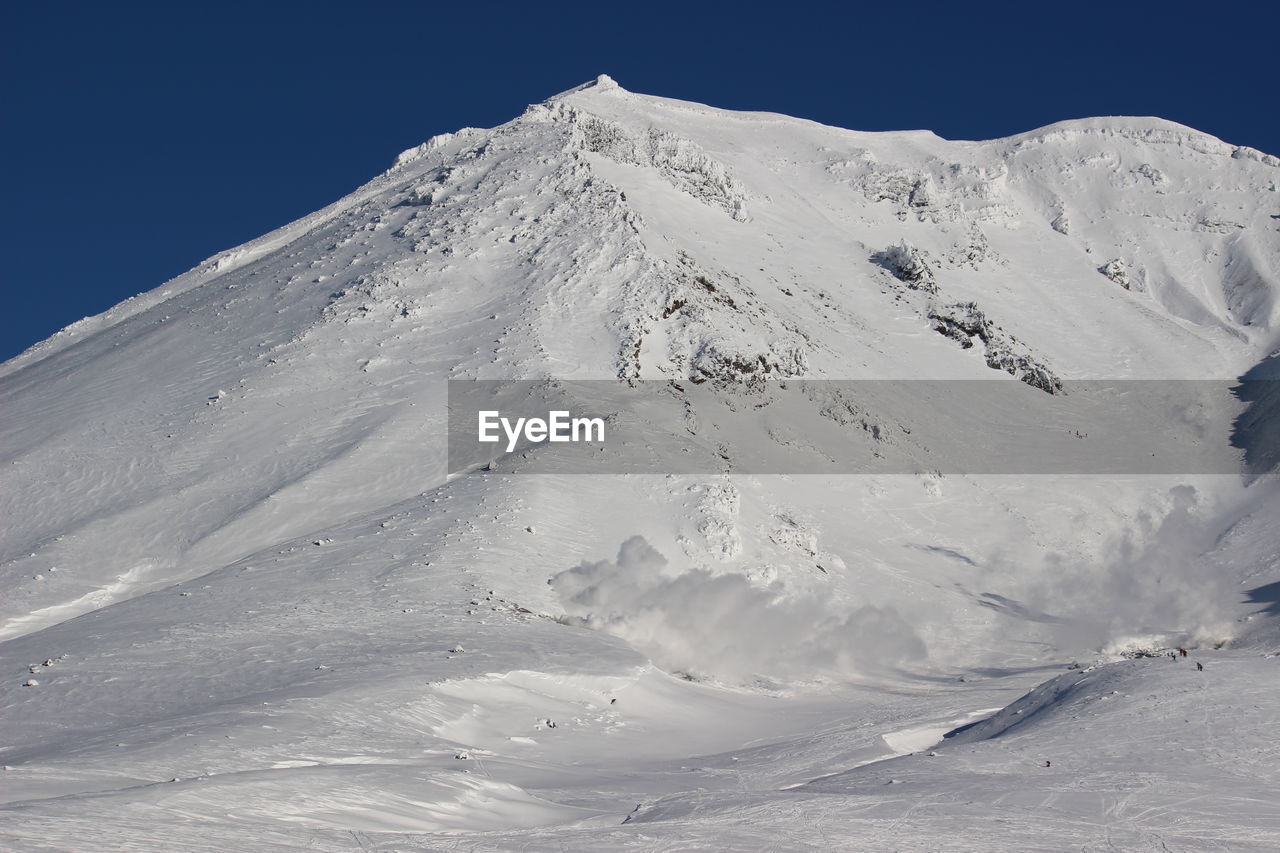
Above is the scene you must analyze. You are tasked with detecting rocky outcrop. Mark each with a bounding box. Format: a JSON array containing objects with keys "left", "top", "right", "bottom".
[
  {"left": 927, "top": 301, "right": 1063, "bottom": 394},
  {"left": 873, "top": 241, "right": 938, "bottom": 292},
  {"left": 569, "top": 111, "right": 751, "bottom": 222}
]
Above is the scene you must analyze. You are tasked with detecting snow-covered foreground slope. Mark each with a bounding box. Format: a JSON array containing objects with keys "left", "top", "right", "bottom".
[{"left": 2, "top": 76, "right": 1278, "bottom": 850}]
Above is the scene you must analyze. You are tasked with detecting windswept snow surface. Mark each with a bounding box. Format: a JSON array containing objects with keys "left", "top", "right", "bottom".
[{"left": 2, "top": 75, "right": 1278, "bottom": 850}]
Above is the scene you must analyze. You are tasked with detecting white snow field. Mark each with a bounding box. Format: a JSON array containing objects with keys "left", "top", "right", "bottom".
[{"left": 2, "top": 75, "right": 1278, "bottom": 851}]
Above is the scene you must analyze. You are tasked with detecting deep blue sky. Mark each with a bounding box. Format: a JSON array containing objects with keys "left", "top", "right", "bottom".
[{"left": 3, "top": 1, "right": 1277, "bottom": 361}]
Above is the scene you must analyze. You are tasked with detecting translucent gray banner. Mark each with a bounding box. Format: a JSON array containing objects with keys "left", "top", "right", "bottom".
[{"left": 447, "top": 379, "right": 1275, "bottom": 475}]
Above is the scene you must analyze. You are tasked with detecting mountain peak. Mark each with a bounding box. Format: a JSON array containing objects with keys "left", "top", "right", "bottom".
[
  {"left": 548, "top": 73, "right": 623, "bottom": 102},
  {"left": 2, "top": 76, "right": 1279, "bottom": 851}
]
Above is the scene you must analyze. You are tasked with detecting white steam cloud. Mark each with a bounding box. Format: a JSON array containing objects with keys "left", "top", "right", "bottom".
[
  {"left": 551, "top": 536, "right": 925, "bottom": 683},
  {"left": 1023, "top": 484, "right": 1236, "bottom": 651}
]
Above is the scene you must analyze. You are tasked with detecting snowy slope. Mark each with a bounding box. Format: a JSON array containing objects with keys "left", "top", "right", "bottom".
[{"left": 1, "top": 76, "right": 1278, "bottom": 851}]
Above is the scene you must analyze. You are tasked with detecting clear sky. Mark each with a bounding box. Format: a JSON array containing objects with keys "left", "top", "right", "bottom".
[{"left": 3, "top": 1, "right": 1276, "bottom": 361}]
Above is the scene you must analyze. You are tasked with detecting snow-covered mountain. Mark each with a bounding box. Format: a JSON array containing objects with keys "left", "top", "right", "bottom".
[{"left": 2, "top": 75, "right": 1277, "bottom": 850}]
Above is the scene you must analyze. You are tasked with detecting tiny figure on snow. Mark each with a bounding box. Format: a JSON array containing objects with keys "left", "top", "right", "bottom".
[
  {"left": 1044, "top": 760, "right": 1051, "bottom": 768},
  {"left": 1196, "top": 661, "right": 1203, "bottom": 671},
  {"left": 1178, "top": 648, "right": 1188, "bottom": 657}
]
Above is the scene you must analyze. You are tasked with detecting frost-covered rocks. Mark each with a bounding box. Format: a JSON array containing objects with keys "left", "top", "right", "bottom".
[
  {"left": 872, "top": 241, "right": 1062, "bottom": 393},
  {"left": 874, "top": 241, "right": 938, "bottom": 292},
  {"left": 1098, "top": 258, "right": 1133, "bottom": 290},
  {"left": 927, "top": 301, "right": 1063, "bottom": 393},
  {"left": 570, "top": 111, "right": 751, "bottom": 222},
  {"left": 689, "top": 341, "right": 808, "bottom": 384}
]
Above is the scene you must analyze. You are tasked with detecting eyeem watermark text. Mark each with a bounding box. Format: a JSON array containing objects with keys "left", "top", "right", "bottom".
[
  {"left": 478, "top": 410, "right": 606, "bottom": 452},
  {"left": 450, "top": 379, "right": 1272, "bottom": 475}
]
